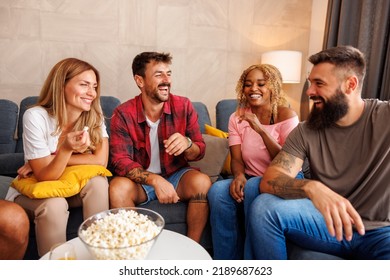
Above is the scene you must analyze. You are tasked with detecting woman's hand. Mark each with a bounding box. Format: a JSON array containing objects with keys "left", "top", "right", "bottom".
[
  {"left": 229, "top": 174, "right": 247, "bottom": 203},
  {"left": 17, "top": 162, "right": 33, "bottom": 178},
  {"left": 239, "top": 112, "right": 263, "bottom": 133},
  {"left": 61, "top": 129, "right": 91, "bottom": 154}
]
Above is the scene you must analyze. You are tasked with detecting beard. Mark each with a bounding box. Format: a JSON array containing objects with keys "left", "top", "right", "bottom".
[
  {"left": 146, "top": 82, "right": 171, "bottom": 103},
  {"left": 306, "top": 88, "right": 349, "bottom": 130}
]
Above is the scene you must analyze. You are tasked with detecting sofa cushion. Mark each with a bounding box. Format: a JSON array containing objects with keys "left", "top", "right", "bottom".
[
  {"left": 204, "top": 124, "right": 231, "bottom": 176},
  {"left": 192, "top": 102, "right": 212, "bottom": 134},
  {"left": 216, "top": 99, "right": 237, "bottom": 132},
  {"left": 0, "top": 99, "right": 18, "bottom": 154},
  {"left": 0, "top": 175, "right": 13, "bottom": 199},
  {"left": 0, "top": 153, "right": 24, "bottom": 177},
  {"left": 100, "top": 96, "right": 122, "bottom": 136},
  {"left": 189, "top": 134, "right": 229, "bottom": 182}
]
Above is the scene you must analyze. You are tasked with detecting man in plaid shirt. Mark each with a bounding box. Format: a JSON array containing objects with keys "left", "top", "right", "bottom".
[{"left": 109, "top": 52, "right": 211, "bottom": 243}]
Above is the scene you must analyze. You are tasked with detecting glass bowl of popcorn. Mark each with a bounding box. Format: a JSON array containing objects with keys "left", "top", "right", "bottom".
[{"left": 78, "top": 207, "right": 165, "bottom": 260}]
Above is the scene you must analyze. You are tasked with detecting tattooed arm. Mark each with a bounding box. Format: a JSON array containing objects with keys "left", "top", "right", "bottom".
[
  {"left": 260, "top": 150, "right": 365, "bottom": 241},
  {"left": 260, "top": 150, "right": 309, "bottom": 198},
  {"left": 126, "top": 168, "right": 180, "bottom": 204}
]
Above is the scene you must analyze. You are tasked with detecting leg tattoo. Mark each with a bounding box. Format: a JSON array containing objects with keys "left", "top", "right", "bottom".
[{"left": 189, "top": 193, "right": 208, "bottom": 203}]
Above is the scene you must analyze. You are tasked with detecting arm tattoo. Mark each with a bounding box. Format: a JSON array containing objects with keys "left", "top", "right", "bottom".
[
  {"left": 267, "top": 174, "right": 308, "bottom": 199},
  {"left": 269, "top": 151, "right": 296, "bottom": 173},
  {"left": 267, "top": 151, "right": 308, "bottom": 199},
  {"left": 126, "top": 167, "right": 150, "bottom": 184}
]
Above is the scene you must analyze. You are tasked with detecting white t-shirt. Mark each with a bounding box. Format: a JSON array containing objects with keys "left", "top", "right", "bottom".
[
  {"left": 145, "top": 117, "right": 161, "bottom": 174},
  {"left": 6, "top": 106, "right": 109, "bottom": 201}
]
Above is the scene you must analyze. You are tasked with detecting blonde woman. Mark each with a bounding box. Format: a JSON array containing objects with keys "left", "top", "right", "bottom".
[
  {"left": 6, "top": 58, "right": 109, "bottom": 257},
  {"left": 208, "top": 64, "right": 303, "bottom": 259}
]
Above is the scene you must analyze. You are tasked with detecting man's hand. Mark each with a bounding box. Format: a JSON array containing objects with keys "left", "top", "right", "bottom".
[
  {"left": 163, "top": 132, "right": 190, "bottom": 156},
  {"left": 152, "top": 175, "right": 180, "bottom": 204},
  {"left": 305, "top": 182, "right": 365, "bottom": 241}
]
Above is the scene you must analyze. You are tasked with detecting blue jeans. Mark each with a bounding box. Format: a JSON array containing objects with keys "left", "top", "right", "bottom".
[
  {"left": 208, "top": 176, "right": 262, "bottom": 259},
  {"left": 139, "top": 167, "right": 192, "bottom": 205},
  {"left": 246, "top": 193, "right": 390, "bottom": 259}
]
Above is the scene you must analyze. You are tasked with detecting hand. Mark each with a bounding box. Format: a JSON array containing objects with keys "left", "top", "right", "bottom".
[
  {"left": 17, "top": 162, "right": 33, "bottom": 178},
  {"left": 307, "top": 182, "right": 365, "bottom": 241},
  {"left": 61, "top": 129, "right": 91, "bottom": 154},
  {"left": 152, "top": 176, "right": 180, "bottom": 204},
  {"left": 238, "top": 112, "right": 262, "bottom": 133},
  {"left": 163, "top": 133, "right": 190, "bottom": 156},
  {"left": 229, "top": 175, "right": 247, "bottom": 203}
]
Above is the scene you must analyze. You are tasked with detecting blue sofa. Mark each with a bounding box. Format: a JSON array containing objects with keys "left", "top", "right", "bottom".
[
  {"left": 0, "top": 96, "right": 223, "bottom": 259},
  {"left": 0, "top": 97, "right": 340, "bottom": 260}
]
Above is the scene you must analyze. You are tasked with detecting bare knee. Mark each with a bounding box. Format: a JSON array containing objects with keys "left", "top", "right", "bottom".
[
  {"left": 0, "top": 201, "right": 29, "bottom": 259},
  {"left": 179, "top": 171, "right": 212, "bottom": 200},
  {"left": 109, "top": 177, "right": 130, "bottom": 199},
  {"left": 109, "top": 177, "right": 141, "bottom": 208},
  {"left": 189, "top": 172, "right": 212, "bottom": 194}
]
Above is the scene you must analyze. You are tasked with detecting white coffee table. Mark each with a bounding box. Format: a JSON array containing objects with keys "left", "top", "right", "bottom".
[{"left": 40, "top": 229, "right": 212, "bottom": 260}]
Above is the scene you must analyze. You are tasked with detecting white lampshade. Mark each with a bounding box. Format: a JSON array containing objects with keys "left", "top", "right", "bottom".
[{"left": 261, "top": 50, "right": 302, "bottom": 83}]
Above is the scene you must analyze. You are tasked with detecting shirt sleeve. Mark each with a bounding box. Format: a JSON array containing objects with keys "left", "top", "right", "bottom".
[
  {"left": 277, "top": 115, "right": 299, "bottom": 146},
  {"left": 23, "top": 108, "right": 54, "bottom": 160},
  {"left": 282, "top": 123, "right": 307, "bottom": 160},
  {"left": 109, "top": 107, "right": 143, "bottom": 176},
  {"left": 101, "top": 119, "right": 109, "bottom": 138},
  {"left": 228, "top": 112, "right": 242, "bottom": 146}
]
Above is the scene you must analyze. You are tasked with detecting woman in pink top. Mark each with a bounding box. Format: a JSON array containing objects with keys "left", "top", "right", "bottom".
[{"left": 208, "top": 64, "right": 303, "bottom": 259}]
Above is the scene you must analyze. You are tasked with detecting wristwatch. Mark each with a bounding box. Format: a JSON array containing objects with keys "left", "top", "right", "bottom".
[{"left": 186, "top": 137, "right": 193, "bottom": 150}]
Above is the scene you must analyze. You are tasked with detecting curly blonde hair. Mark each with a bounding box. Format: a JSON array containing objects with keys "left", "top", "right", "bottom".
[
  {"left": 37, "top": 58, "right": 104, "bottom": 151},
  {"left": 235, "top": 64, "right": 289, "bottom": 121}
]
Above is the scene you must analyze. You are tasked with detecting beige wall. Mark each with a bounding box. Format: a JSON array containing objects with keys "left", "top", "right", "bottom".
[{"left": 0, "top": 0, "right": 327, "bottom": 123}]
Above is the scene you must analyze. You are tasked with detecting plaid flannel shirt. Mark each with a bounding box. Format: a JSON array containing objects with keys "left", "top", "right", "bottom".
[{"left": 109, "top": 93, "right": 205, "bottom": 177}]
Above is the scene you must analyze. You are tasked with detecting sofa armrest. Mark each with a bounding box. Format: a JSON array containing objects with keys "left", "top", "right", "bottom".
[{"left": 0, "top": 153, "right": 24, "bottom": 177}]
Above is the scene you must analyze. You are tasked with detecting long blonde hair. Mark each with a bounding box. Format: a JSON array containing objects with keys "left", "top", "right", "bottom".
[
  {"left": 235, "top": 64, "right": 289, "bottom": 121},
  {"left": 37, "top": 58, "right": 104, "bottom": 150}
]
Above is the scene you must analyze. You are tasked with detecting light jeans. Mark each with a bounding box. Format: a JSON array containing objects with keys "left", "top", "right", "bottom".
[
  {"left": 208, "top": 176, "right": 262, "bottom": 259},
  {"left": 246, "top": 193, "right": 390, "bottom": 260}
]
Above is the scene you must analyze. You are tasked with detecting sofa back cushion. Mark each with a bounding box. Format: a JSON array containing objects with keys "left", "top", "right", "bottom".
[
  {"left": 100, "top": 96, "right": 121, "bottom": 136},
  {"left": 16, "top": 96, "right": 38, "bottom": 153},
  {"left": 0, "top": 99, "right": 18, "bottom": 154},
  {"left": 192, "top": 102, "right": 212, "bottom": 133},
  {"left": 216, "top": 99, "right": 237, "bottom": 132}
]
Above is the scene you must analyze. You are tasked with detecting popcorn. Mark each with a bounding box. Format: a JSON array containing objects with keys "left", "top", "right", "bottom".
[
  {"left": 79, "top": 209, "right": 162, "bottom": 260},
  {"left": 83, "top": 126, "right": 89, "bottom": 132}
]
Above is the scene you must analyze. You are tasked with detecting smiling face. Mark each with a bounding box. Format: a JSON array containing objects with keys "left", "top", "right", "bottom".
[
  {"left": 64, "top": 69, "right": 97, "bottom": 114},
  {"left": 306, "top": 62, "right": 344, "bottom": 109},
  {"left": 242, "top": 68, "right": 271, "bottom": 107},
  {"left": 136, "top": 61, "right": 171, "bottom": 104},
  {"left": 306, "top": 62, "right": 349, "bottom": 129}
]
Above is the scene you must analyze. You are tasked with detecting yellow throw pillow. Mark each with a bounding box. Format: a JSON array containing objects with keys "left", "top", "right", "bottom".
[
  {"left": 204, "top": 124, "right": 231, "bottom": 175},
  {"left": 12, "top": 165, "right": 112, "bottom": 199}
]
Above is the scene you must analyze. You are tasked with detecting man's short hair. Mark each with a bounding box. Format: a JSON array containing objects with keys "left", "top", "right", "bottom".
[
  {"left": 309, "top": 45, "right": 366, "bottom": 83},
  {"left": 132, "top": 52, "right": 172, "bottom": 77}
]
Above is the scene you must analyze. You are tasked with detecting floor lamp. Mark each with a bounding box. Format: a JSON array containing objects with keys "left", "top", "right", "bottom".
[{"left": 261, "top": 50, "right": 309, "bottom": 120}]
